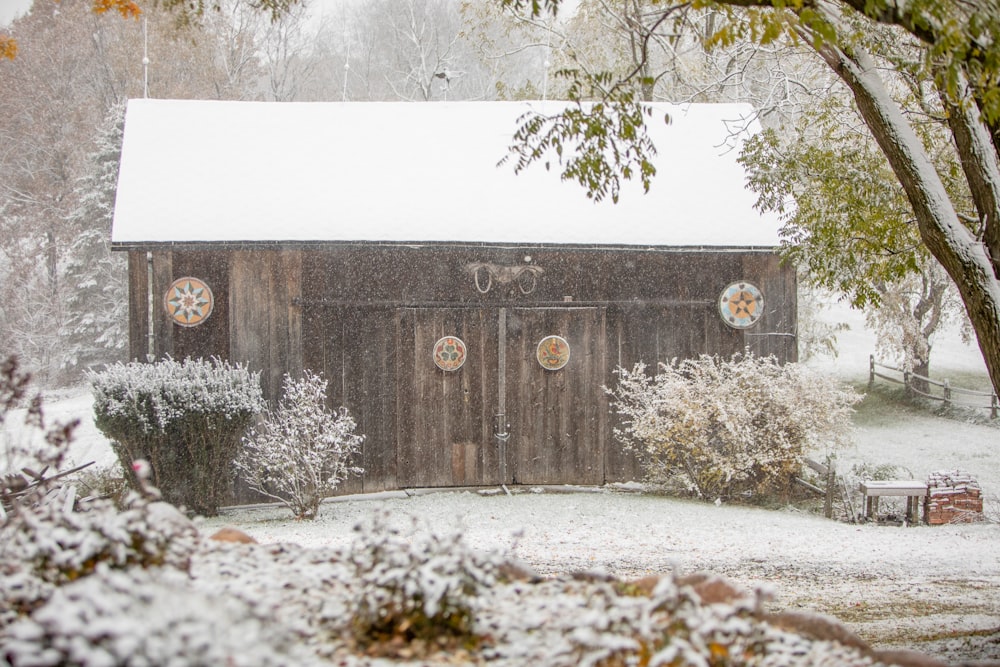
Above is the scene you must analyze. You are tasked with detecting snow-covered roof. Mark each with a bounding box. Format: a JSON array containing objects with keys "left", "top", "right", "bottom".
[{"left": 111, "top": 99, "right": 780, "bottom": 247}]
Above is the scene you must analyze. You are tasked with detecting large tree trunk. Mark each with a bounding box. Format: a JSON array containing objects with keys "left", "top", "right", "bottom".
[
  {"left": 912, "top": 357, "right": 931, "bottom": 395},
  {"left": 945, "top": 96, "right": 1000, "bottom": 280},
  {"left": 815, "top": 42, "right": 1000, "bottom": 399}
]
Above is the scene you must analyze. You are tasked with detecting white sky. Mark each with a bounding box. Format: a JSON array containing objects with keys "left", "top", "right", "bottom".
[{"left": 0, "top": 0, "right": 30, "bottom": 25}]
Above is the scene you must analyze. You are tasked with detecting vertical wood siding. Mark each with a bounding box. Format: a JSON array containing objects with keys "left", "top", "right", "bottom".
[
  {"left": 229, "top": 250, "right": 303, "bottom": 401},
  {"left": 127, "top": 251, "right": 149, "bottom": 362},
  {"left": 396, "top": 307, "right": 500, "bottom": 488},
  {"left": 506, "top": 307, "right": 607, "bottom": 485},
  {"left": 129, "top": 244, "right": 795, "bottom": 497}
]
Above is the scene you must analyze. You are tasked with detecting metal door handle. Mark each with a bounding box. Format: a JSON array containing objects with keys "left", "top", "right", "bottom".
[{"left": 494, "top": 413, "right": 510, "bottom": 442}]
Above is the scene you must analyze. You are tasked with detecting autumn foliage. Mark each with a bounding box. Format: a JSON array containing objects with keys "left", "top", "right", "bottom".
[
  {"left": 92, "top": 0, "right": 142, "bottom": 18},
  {"left": 0, "top": 36, "right": 15, "bottom": 60},
  {"left": 2, "top": 1, "right": 140, "bottom": 62}
]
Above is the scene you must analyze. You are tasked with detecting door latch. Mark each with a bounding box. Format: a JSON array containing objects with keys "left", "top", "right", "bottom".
[{"left": 493, "top": 413, "right": 510, "bottom": 442}]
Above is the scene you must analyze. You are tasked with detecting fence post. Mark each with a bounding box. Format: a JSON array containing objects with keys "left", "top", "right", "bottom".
[
  {"left": 823, "top": 455, "right": 836, "bottom": 520},
  {"left": 993, "top": 393, "right": 998, "bottom": 420},
  {"left": 943, "top": 379, "right": 951, "bottom": 407},
  {"left": 869, "top": 355, "right": 875, "bottom": 389},
  {"left": 904, "top": 370, "right": 911, "bottom": 396}
]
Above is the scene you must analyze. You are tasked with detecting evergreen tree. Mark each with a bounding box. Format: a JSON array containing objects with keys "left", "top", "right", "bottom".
[{"left": 61, "top": 102, "right": 128, "bottom": 376}]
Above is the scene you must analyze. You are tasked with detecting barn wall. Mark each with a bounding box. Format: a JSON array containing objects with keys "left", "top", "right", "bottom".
[
  {"left": 170, "top": 252, "right": 230, "bottom": 361},
  {"left": 741, "top": 252, "right": 797, "bottom": 360},
  {"left": 229, "top": 250, "right": 303, "bottom": 401},
  {"left": 135, "top": 251, "right": 231, "bottom": 363},
  {"left": 294, "top": 245, "right": 794, "bottom": 490},
  {"left": 150, "top": 251, "right": 174, "bottom": 359},
  {"left": 131, "top": 244, "right": 794, "bottom": 496},
  {"left": 299, "top": 255, "right": 399, "bottom": 493},
  {"left": 127, "top": 251, "right": 149, "bottom": 362}
]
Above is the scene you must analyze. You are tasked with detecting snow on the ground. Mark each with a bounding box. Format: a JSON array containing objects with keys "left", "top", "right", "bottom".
[
  {"left": 198, "top": 485, "right": 1000, "bottom": 660},
  {"left": 197, "top": 303, "right": 1000, "bottom": 661},
  {"left": 4, "top": 301, "right": 1000, "bottom": 661},
  {"left": 2, "top": 385, "right": 118, "bottom": 471},
  {"left": 201, "top": 489, "right": 997, "bottom": 584},
  {"left": 807, "top": 296, "right": 989, "bottom": 381}
]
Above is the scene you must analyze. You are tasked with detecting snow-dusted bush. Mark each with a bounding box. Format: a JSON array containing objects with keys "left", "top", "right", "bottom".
[
  {"left": 513, "top": 575, "right": 773, "bottom": 666},
  {"left": 235, "top": 371, "right": 363, "bottom": 520},
  {"left": 607, "top": 352, "right": 859, "bottom": 501},
  {"left": 0, "top": 484, "right": 199, "bottom": 626},
  {"left": 1, "top": 355, "right": 198, "bottom": 630},
  {"left": 1, "top": 356, "right": 77, "bottom": 479},
  {"left": 1, "top": 565, "right": 318, "bottom": 667},
  {"left": 70, "top": 462, "right": 130, "bottom": 508},
  {"left": 89, "top": 357, "right": 264, "bottom": 516},
  {"left": 347, "top": 512, "right": 502, "bottom": 655}
]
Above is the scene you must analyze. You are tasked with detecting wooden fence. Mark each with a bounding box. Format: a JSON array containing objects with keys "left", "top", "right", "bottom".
[{"left": 868, "top": 355, "right": 999, "bottom": 418}]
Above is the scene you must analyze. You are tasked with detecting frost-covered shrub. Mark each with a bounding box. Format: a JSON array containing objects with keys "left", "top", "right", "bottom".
[
  {"left": 607, "top": 352, "right": 859, "bottom": 501},
  {"left": 480, "top": 570, "right": 885, "bottom": 667},
  {"left": 577, "top": 576, "right": 770, "bottom": 666},
  {"left": 235, "top": 371, "right": 363, "bottom": 520},
  {"left": 1, "top": 566, "right": 319, "bottom": 667},
  {"left": 347, "top": 512, "right": 502, "bottom": 655},
  {"left": 89, "top": 357, "right": 264, "bottom": 515},
  {"left": 70, "top": 462, "right": 130, "bottom": 508},
  {"left": 1, "top": 355, "right": 198, "bottom": 629},
  {"left": 0, "top": 486, "right": 198, "bottom": 625}
]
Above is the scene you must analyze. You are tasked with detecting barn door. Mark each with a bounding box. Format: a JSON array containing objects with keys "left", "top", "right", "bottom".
[
  {"left": 396, "top": 306, "right": 607, "bottom": 488},
  {"left": 505, "top": 307, "right": 608, "bottom": 485},
  {"left": 396, "top": 308, "right": 500, "bottom": 487}
]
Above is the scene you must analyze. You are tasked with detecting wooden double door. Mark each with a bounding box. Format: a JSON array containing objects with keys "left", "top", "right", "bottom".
[{"left": 396, "top": 306, "right": 607, "bottom": 488}]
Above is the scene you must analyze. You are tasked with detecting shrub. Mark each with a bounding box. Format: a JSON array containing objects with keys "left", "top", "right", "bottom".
[
  {"left": 1, "top": 566, "right": 317, "bottom": 667},
  {"left": 0, "top": 481, "right": 199, "bottom": 625},
  {"left": 69, "top": 462, "right": 131, "bottom": 509},
  {"left": 1, "top": 356, "right": 77, "bottom": 481},
  {"left": 235, "top": 371, "right": 363, "bottom": 520},
  {"left": 607, "top": 352, "right": 859, "bottom": 501},
  {"left": 0, "top": 355, "right": 198, "bottom": 629},
  {"left": 88, "top": 357, "right": 264, "bottom": 516},
  {"left": 347, "top": 512, "right": 501, "bottom": 656}
]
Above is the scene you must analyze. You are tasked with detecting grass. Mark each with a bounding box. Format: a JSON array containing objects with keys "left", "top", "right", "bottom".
[
  {"left": 853, "top": 378, "right": 1000, "bottom": 429},
  {"left": 849, "top": 383, "right": 919, "bottom": 428}
]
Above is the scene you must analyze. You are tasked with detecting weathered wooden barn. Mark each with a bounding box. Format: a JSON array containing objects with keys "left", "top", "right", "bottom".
[{"left": 111, "top": 99, "right": 795, "bottom": 493}]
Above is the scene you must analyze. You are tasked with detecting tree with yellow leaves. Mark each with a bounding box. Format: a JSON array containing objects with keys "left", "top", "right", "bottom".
[{"left": 1, "top": 0, "right": 296, "bottom": 59}]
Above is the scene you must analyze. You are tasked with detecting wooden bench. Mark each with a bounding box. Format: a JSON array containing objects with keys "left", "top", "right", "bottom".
[{"left": 859, "top": 480, "right": 928, "bottom": 524}]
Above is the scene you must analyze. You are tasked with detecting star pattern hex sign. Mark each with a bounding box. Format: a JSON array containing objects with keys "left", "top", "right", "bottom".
[
  {"left": 165, "top": 277, "right": 214, "bottom": 327},
  {"left": 719, "top": 281, "right": 763, "bottom": 329}
]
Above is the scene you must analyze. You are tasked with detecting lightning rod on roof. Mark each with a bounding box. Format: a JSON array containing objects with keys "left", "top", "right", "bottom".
[
  {"left": 142, "top": 16, "right": 149, "bottom": 98},
  {"left": 342, "top": 25, "right": 349, "bottom": 102}
]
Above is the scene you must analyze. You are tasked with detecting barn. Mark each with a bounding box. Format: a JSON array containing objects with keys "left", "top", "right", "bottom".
[{"left": 110, "top": 98, "right": 795, "bottom": 494}]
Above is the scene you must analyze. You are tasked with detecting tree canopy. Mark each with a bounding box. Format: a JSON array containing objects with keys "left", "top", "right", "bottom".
[
  {"left": 502, "top": 0, "right": 1000, "bottom": 398},
  {"left": 0, "top": 0, "right": 300, "bottom": 58},
  {"left": 2, "top": 0, "right": 139, "bottom": 59}
]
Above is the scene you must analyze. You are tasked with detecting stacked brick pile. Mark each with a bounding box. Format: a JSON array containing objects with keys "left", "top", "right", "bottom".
[{"left": 925, "top": 470, "right": 983, "bottom": 525}]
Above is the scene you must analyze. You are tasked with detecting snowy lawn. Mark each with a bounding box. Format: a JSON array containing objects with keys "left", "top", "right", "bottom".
[
  {"left": 7, "top": 304, "right": 1000, "bottom": 663},
  {"left": 195, "top": 481, "right": 1000, "bottom": 662},
  {"left": 202, "top": 320, "right": 1000, "bottom": 664}
]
